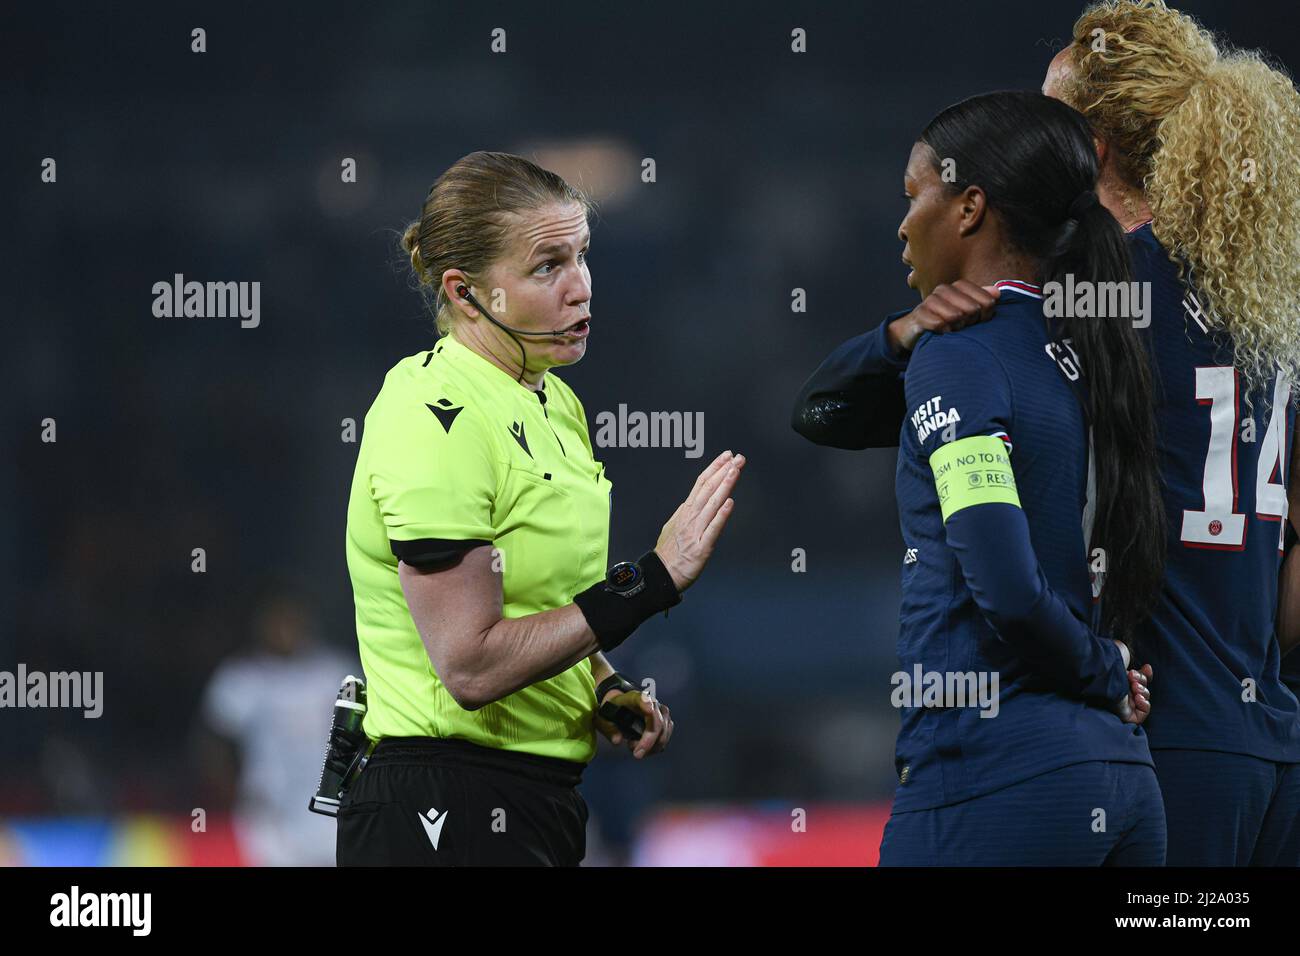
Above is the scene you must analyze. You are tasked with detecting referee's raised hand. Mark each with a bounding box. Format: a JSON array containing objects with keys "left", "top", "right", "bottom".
[{"left": 654, "top": 450, "right": 745, "bottom": 593}]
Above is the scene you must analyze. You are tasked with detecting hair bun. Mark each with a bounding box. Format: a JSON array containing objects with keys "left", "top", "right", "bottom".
[
  {"left": 402, "top": 221, "right": 429, "bottom": 282},
  {"left": 400, "top": 221, "right": 419, "bottom": 253}
]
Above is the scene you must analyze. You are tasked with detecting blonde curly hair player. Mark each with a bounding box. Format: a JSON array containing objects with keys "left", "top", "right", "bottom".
[
  {"left": 1043, "top": 1, "right": 1300, "bottom": 867},
  {"left": 1050, "top": 0, "right": 1300, "bottom": 399}
]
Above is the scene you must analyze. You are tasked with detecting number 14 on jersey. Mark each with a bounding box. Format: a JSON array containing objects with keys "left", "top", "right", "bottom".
[{"left": 1182, "top": 367, "right": 1290, "bottom": 551}]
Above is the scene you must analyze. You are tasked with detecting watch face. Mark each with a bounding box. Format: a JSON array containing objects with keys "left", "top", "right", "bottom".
[{"left": 608, "top": 561, "right": 641, "bottom": 592}]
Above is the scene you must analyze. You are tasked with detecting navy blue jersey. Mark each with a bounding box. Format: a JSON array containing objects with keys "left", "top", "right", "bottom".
[
  {"left": 892, "top": 282, "right": 1151, "bottom": 813},
  {"left": 1128, "top": 223, "right": 1300, "bottom": 760}
]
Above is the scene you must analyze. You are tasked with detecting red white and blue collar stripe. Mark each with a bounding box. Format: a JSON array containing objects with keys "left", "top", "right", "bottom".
[{"left": 993, "top": 279, "right": 1043, "bottom": 300}]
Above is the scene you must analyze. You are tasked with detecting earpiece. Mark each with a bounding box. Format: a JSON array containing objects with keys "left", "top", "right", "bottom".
[{"left": 448, "top": 275, "right": 583, "bottom": 385}]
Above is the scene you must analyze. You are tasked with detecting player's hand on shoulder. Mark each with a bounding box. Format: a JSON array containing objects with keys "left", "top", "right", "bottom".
[{"left": 889, "top": 280, "right": 999, "bottom": 354}]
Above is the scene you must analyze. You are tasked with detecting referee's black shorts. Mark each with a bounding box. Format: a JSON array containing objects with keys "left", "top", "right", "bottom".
[{"left": 336, "top": 736, "right": 589, "bottom": 866}]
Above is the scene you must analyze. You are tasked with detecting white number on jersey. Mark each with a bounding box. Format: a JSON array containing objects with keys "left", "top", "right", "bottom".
[{"left": 1181, "top": 367, "right": 1289, "bottom": 550}]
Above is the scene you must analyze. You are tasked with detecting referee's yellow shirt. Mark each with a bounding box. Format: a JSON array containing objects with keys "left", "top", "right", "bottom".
[{"left": 345, "top": 332, "right": 613, "bottom": 763}]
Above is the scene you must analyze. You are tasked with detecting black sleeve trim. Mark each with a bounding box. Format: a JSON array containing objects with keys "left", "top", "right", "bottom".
[
  {"left": 390, "top": 537, "right": 491, "bottom": 570},
  {"left": 790, "top": 311, "right": 913, "bottom": 450}
]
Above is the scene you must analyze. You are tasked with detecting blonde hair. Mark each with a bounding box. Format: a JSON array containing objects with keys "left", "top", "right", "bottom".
[
  {"left": 401, "top": 151, "right": 594, "bottom": 335},
  {"left": 1060, "top": 0, "right": 1300, "bottom": 397}
]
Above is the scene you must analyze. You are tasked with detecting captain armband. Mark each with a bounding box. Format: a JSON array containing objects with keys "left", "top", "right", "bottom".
[{"left": 928, "top": 434, "right": 1020, "bottom": 522}]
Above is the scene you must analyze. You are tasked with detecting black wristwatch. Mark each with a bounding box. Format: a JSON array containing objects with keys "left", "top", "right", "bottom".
[
  {"left": 573, "top": 549, "right": 682, "bottom": 653},
  {"left": 595, "top": 671, "right": 638, "bottom": 704},
  {"left": 606, "top": 560, "right": 647, "bottom": 597}
]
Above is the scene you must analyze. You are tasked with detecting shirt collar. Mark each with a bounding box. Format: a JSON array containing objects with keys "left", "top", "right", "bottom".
[
  {"left": 437, "top": 332, "right": 548, "bottom": 396},
  {"left": 992, "top": 279, "right": 1044, "bottom": 300}
]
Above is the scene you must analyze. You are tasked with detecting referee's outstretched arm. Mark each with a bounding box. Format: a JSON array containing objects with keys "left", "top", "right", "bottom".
[{"left": 400, "top": 450, "right": 744, "bottom": 711}]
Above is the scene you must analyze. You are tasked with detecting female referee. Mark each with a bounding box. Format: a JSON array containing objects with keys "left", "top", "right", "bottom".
[
  {"left": 876, "top": 91, "right": 1163, "bottom": 865},
  {"left": 337, "top": 151, "right": 744, "bottom": 866}
]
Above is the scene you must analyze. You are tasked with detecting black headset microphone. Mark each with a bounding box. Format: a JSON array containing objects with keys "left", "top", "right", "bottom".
[{"left": 454, "top": 283, "right": 588, "bottom": 384}]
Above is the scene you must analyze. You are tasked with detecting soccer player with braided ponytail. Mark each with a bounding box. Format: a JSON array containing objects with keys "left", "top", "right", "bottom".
[{"left": 878, "top": 91, "right": 1163, "bottom": 865}]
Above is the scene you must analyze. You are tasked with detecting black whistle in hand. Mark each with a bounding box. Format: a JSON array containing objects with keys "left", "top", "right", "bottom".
[{"left": 598, "top": 694, "right": 645, "bottom": 742}]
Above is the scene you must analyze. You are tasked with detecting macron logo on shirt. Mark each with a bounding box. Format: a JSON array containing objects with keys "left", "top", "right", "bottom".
[
  {"left": 418, "top": 807, "right": 449, "bottom": 850},
  {"left": 427, "top": 398, "right": 464, "bottom": 433},
  {"left": 509, "top": 420, "right": 532, "bottom": 458}
]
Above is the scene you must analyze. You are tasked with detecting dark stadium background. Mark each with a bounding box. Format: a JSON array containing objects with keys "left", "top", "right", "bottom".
[{"left": 4, "top": 0, "right": 1297, "bottom": 864}]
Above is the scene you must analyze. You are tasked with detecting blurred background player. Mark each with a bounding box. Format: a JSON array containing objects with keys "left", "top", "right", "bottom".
[
  {"left": 197, "top": 581, "right": 357, "bottom": 866},
  {"left": 875, "top": 91, "right": 1161, "bottom": 865}
]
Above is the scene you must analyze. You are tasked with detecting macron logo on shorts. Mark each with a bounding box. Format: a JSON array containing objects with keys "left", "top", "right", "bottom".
[{"left": 418, "top": 807, "right": 449, "bottom": 850}]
